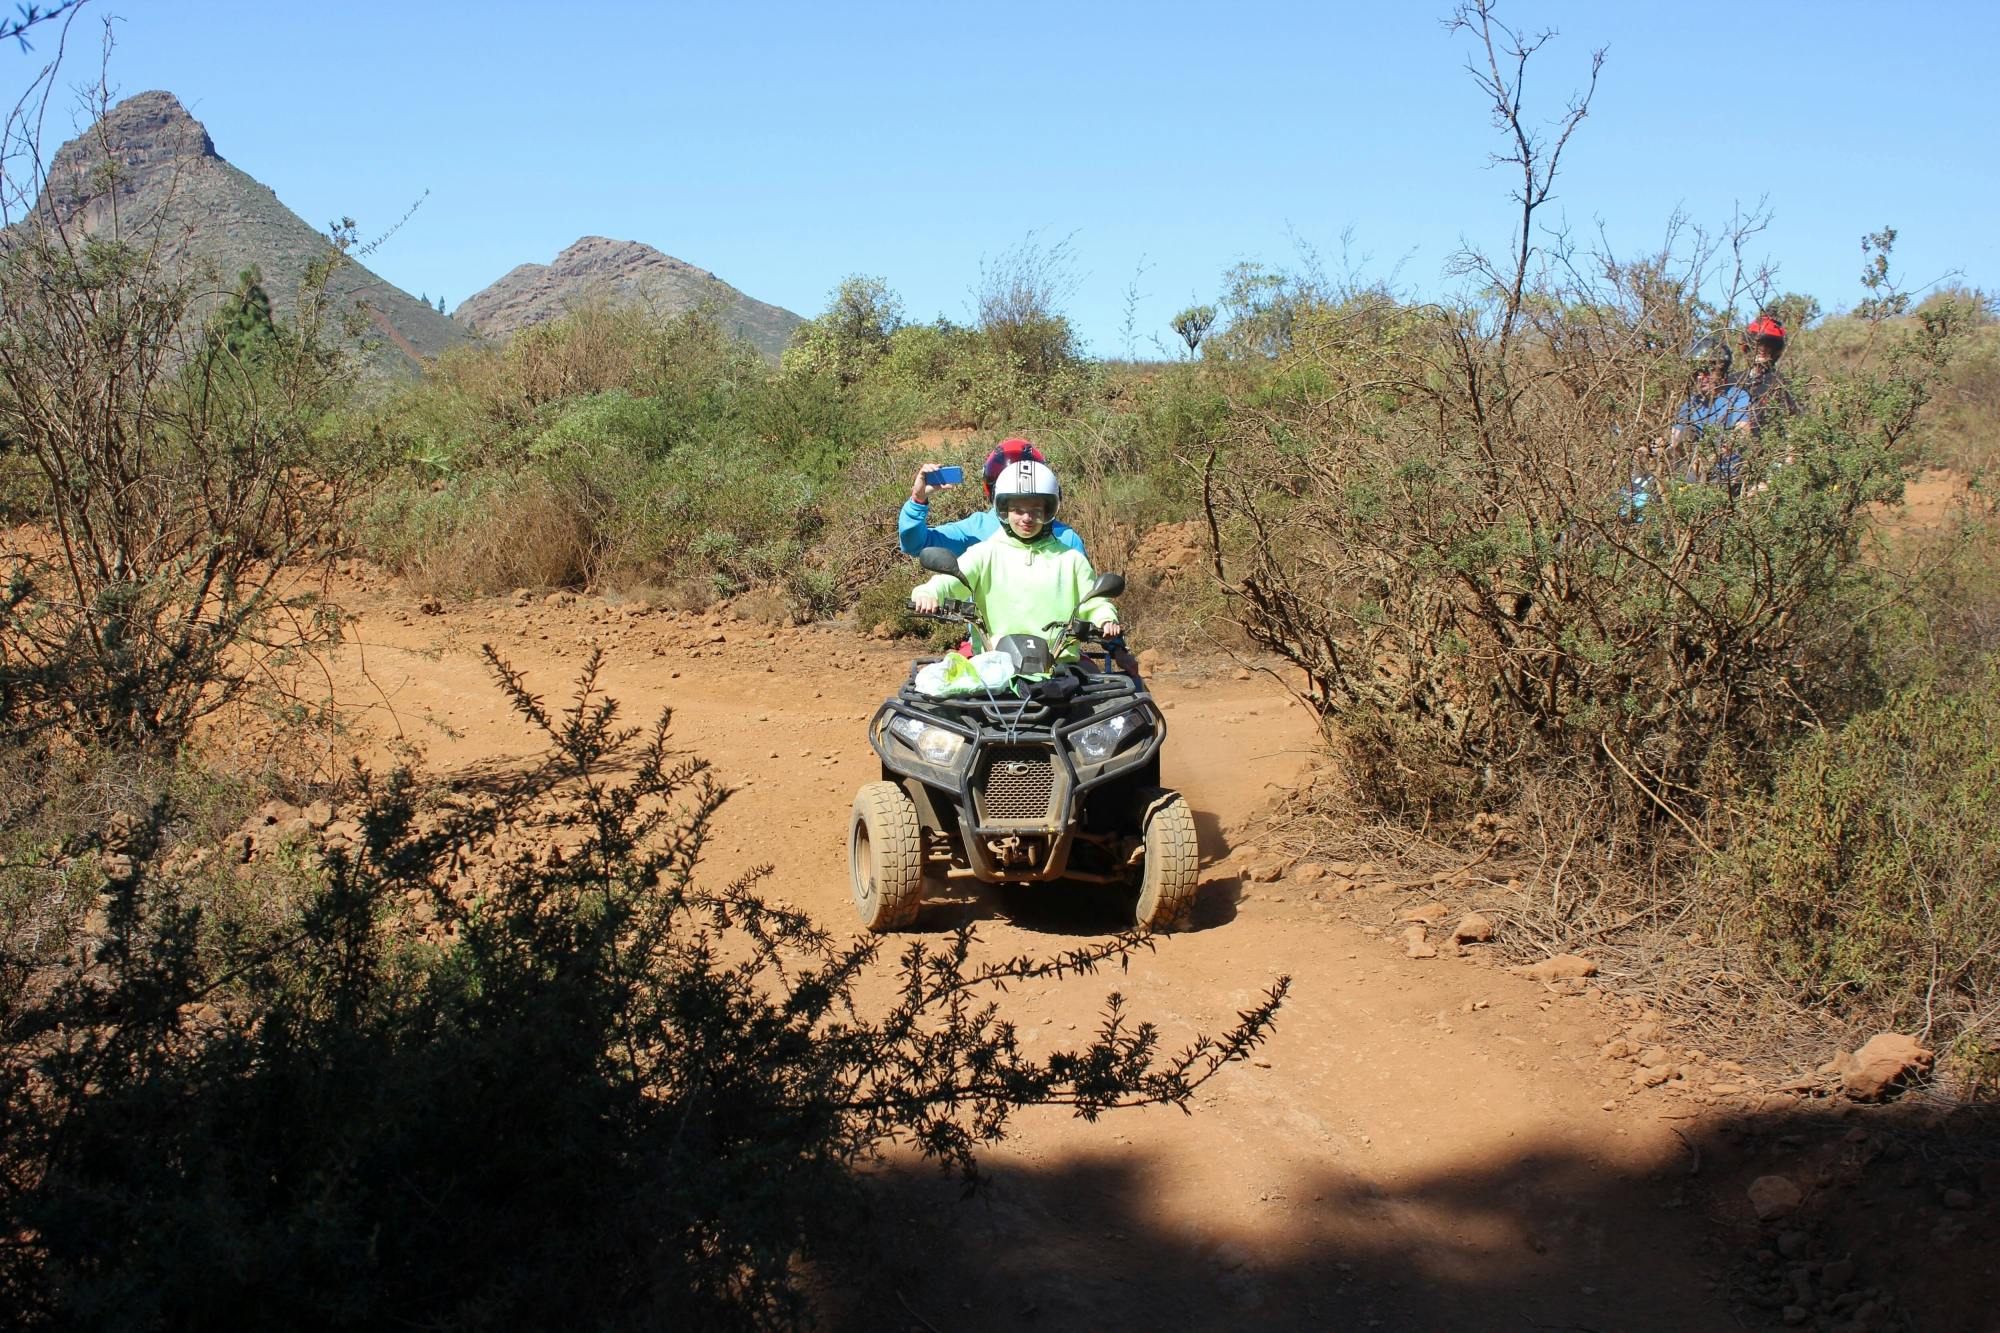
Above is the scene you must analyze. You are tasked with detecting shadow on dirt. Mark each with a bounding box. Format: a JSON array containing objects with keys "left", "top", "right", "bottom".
[{"left": 821, "top": 1100, "right": 1999, "bottom": 1333}]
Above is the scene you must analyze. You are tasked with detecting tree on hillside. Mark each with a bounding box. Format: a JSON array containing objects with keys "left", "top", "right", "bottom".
[
  {"left": 213, "top": 265, "right": 278, "bottom": 360},
  {"left": 1171, "top": 304, "right": 1215, "bottom": 357},
  {"left": 783, "top": 275, "right": 904, "bottom": 386}
]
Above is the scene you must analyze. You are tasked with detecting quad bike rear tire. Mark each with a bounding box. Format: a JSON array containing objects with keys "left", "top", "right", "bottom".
[
  {"left": 850, "top": 781, "right": 925, "bottom": 931},
  {"left": 1133, "top": 788, "right": 1199, "bottom": 931}
]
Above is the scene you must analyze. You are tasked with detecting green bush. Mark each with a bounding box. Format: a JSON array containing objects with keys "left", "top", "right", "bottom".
[{"left": 1724, "top": 658, "right": 2000, "bottom": 1050}]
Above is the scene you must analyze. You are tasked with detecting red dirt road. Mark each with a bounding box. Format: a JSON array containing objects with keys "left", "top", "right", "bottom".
[{"left": 322, "top": 574, "right": 1978, "bottom": 1332}]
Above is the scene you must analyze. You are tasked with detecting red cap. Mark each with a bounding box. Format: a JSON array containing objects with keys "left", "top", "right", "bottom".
[
  {"left": 983, "top": 438, "right": 1044, "bottom": 496},
  {"left": 1745, "top": 314, "right": 1786, "bottom": 341}
]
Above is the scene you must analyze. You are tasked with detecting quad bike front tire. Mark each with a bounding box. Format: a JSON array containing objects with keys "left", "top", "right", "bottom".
[
  {"left": 850, "top": 781, "right": 925, "bottom": 932},
  {"left": 1133, "top": 788, "right": 1199, "bottom": 931}
]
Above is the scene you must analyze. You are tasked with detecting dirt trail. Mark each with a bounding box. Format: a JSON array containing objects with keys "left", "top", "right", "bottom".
[{"left": 319, "top": 574, "right": 1975, "bottom": 1332}]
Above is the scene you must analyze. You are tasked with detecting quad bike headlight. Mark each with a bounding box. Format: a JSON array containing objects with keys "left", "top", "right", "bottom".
[
  {"left": 889, "top": 714, "right": 967, "bottom": 768},
  {"left": 1072, "top": 710, "right": 1143, "bottom": 763}
]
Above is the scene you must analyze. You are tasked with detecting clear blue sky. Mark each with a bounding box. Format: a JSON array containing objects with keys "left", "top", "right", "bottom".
[{"left": 10, "top": 1, "right": 1995, "bottom": 355}]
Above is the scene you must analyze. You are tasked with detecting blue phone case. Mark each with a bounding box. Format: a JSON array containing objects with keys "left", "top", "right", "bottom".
[{"left": 926, "top": 466, "right": 964, "bottom": 485}]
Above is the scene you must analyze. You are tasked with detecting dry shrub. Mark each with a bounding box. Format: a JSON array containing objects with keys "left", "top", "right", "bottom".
[
  {"left": 397, "top": 475, "right": 600, "bottom": 594},
  {"left": 1207, "top": 272, "right": 1965, "bottom": 833},
  {"left": 0, "top": 78, "right": 355, "bottom": 753}
]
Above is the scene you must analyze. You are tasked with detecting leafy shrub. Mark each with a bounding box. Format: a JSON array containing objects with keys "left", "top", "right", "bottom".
[
  {"left": 1723, "top": 658, "right": 2000, "bottom": 1054},
  {"left": 851, "top": 569, "right": 930, "bottom": 639},
  {"left": 782, "top": 275, "right": 903, "bottom": 387},
  {"left": 0, "top": 657, "right": 1285, "bottom": 1327}
]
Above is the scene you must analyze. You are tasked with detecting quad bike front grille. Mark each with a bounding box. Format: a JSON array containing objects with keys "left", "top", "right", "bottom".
[{"left": 974, "top": 748, "right": 1055, "bottom": 822}]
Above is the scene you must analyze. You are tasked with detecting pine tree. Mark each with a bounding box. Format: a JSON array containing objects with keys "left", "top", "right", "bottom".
[{"left": 215, "top": 266, "right": 278, "bottom": 360}]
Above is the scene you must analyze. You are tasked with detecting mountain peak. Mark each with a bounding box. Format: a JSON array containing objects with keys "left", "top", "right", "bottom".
[
  {"left": 49, "top": 90, "right": 217, "bottom": 184},
  {"left": 24, "top": 89, "right": 465, "bottom": 375},
  {"left": 455, "top": 236, "right": 799, "bottom": 361}
]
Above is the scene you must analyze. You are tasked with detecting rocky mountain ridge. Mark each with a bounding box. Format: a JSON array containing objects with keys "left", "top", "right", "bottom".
[
  {"left": 455, "top": 235, "right": 803, "bottom": 363},
  {"left": 29, "top": 91, "right": 469, "bottom": 375}
]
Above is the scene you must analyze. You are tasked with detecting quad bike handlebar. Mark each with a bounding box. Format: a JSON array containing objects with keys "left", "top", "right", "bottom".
[{"left": 909, "top": 598, "right": 979, "bottom": 622}]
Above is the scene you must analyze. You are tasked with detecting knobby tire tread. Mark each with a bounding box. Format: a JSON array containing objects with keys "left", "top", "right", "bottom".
[
  {"left": 1135, "top": 788, "right": 1199, "bottom": 932},
  {"left": 851, "top": 781, "right": 925, "bottom": 931}
]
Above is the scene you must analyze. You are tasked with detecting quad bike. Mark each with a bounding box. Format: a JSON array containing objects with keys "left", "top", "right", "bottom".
[{"left": 847, "top": 547, "right": 1199, "bottom": 933}]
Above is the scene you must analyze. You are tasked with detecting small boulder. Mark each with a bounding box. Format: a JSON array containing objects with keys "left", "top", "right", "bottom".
[
  {"left": 1244, "top": 860, "right": 1285, "bottom": 884},
  {"left": 256, "top": 799, "right": 300, "bottom": 826},
  {"left": 1402, "top": 925, "right": 1437, "bottom": 960},
  {"left": 1399, "top": 901, "right": 1448, "bottom": 924},
  {"left": 1291, "top": 862, "right": 1327, "bottom": 884},
  {"left": 303, "top": 800, "right": 334, "bottom": 830},
  {"left": 1451, "top": 912, "right": 1495, "bottom": 943},
  {"left": 1748, "top": 1174, "right": 1803, "bottom": 1221},
  {"left": 1520, "top": 953, "right": 1597, "bottom": 982},
  {"left": 1835, "top": 1033, "right": 1933, "bottom": 1101}
]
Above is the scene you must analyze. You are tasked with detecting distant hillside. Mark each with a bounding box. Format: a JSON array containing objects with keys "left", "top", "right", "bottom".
[
  {"left": 456, "top": 236, "right": 803, "bottom": 363},
  {"left": 25, "top": 90, "right": 468, "bottom": 375}
]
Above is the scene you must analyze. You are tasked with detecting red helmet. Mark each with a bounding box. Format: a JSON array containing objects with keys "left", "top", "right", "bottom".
[
  {"left": 1743, "top": 313, "right": 1788, "bottom": 361},
  {"left": 982, "top": 438, "right": 1045, "bottom": 496}
]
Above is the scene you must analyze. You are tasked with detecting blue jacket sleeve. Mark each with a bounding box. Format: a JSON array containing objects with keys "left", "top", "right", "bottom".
[
  {"left": 1051, "top": 521, "right": 1086, "bottom": 558},
  {"left": 898, "top": 501, "right": 990, "bottom": 558},
  {"left": 897, "top": 500, "right": 934, "bottom": 557}
]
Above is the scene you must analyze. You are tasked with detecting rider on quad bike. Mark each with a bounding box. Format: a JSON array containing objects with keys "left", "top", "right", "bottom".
[{"left": 847, "top": 459, "right": 1201, "bottom": 933}]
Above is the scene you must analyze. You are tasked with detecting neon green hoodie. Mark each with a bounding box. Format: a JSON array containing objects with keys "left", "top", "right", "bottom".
[{"left": 915, "top": 527, "right": 1118, "bottom": 662}]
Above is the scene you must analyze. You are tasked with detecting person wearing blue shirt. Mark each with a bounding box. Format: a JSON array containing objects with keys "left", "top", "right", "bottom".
[
  {"left": 898, "top": 438, "right": 1086, "bottom": 558},
  {"left": 1669, "top": 336, "right": 1753, "bottom": 494}
]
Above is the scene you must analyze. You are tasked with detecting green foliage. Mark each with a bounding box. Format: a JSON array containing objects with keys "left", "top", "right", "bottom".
[
  {"left": 851, "top": 569, "right": 933, "bottom": 640},
  {"left": 0, "top": 658, "right": 1285, "bottom": 1327},
  {"left": 1724, "top": 659, "right": 2000, "bottom": 1048},
  {"left": 1171, "top": 303, "right": 1216, "bottom": 357},
  {"left": 1205, "top": 262, "right": 1321, "bottom": 360},
  {"left": 1203, "top": 264, "right": 1963, "bottom": 834},
  {"left": 358, "top": 303, "right": 923, "bottom": 597},
  {"left": 1856, "top": 226, "right": 1911, "bottom": 323},
  {"left": 782, "top": 274, "right": 904, "bottom": 386},
  {"left": 211, "top": 265, "right": 278, "bottom": 362}
]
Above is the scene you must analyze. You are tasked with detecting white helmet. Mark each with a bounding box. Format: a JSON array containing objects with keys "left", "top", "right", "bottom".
[{"left": 991, "top": 458, "right": 1061, "bottom": 519}]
